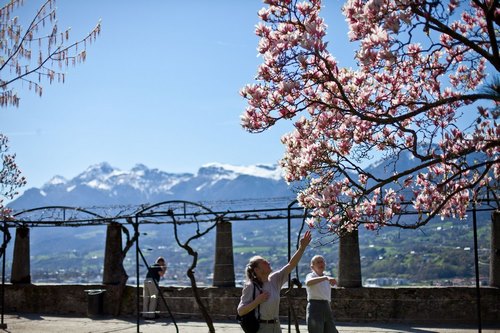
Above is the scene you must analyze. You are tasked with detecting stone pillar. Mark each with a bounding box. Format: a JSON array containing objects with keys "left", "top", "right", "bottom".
[
  {"left": 338, "top": 228, "right": 362, "bottom": 288},
  {"left": 490, "top": 211, "right": 500, "bottom": 287},
  {"left": 213, "top": 219, "right": 235, "bottom": 287},
  {"left": 10, "top": 226, "right": 30, "bottom": 284},
  {"left": 103, "top": 222, "right": 126, "bottom": 285}
]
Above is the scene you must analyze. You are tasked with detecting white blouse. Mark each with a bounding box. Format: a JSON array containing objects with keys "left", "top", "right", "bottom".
[{"left": 305, "top": 271, "right": 332, "bottom": 301}]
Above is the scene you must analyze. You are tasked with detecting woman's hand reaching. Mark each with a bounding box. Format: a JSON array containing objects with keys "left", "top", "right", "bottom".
[{"left": 299, "top": 230, "right": 312, "bottom": 250}]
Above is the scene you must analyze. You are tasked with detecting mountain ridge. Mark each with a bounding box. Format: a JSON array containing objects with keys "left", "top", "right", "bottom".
[
  {"left": 8, "top": 162, "right": 292, "bottom": 210},
  {"left": 8, "top": 149, "right": 488, "bottom": 211}
]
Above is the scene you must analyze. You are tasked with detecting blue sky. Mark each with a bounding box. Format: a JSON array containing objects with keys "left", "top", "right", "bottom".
[{"left": 2, "top": 0, "right": 352, "bottom": 193}]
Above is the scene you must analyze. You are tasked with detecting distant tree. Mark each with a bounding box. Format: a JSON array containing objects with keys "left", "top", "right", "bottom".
[
  {"left": 0, "top": 0, "right": 101, "bottom": 107},
  {"left": 241, "top": 0, "right": 499, "bottom": 233},
  {"left": 0, "top": 134, "right": 25, "bottom": 218},
  {"left": 0, "top": 0, "right": 100, "bottom": 217}
]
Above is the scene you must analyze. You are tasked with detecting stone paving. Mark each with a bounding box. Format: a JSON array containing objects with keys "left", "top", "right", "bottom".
[{"left": 0, "top": 314, "right": 499, "bottom": 333}]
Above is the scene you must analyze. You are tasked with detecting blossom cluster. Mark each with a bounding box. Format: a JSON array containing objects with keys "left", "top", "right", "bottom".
[{"left": 241, "top": 0, "right": 499, "bottom": 232}]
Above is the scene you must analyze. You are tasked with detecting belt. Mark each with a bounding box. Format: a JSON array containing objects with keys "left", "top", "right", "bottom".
[
  {"left": 309, "top": 299, "right": 330, "bottom": 303},
  {"left": 259, "top": 319, "right": 277, "bottom": 324}
]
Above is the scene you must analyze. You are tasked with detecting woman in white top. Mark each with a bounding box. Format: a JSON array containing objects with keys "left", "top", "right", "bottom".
[
  {"left": 237, "top": 230, "right": 312, "bottom": 333},
  {"left": 305, "top": 255, "right": 339, "bottom": 333}
]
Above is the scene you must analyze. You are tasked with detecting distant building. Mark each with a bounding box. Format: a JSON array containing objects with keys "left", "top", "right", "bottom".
[{"left": 363, "top": 277, "right": 410, "bottom": 287}]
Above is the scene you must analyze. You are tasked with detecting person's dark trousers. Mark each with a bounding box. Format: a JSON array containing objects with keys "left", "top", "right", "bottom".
[{"left": 306, "top": 299, "right": 339, "bottom": 333}]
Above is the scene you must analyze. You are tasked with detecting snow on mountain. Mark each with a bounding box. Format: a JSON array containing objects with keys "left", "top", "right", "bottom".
[
  {"left": 46, "top": 175, "right": 68, "bottom": 186},
  {"left": 9, "top": 152, "right": 443, "bottom": 212},
  {"left": 194, "top": 162, "right": 284, "bottom": 191},
  {"left": 8, "top": 162, "right": 292, "bottom": 210},
  {"left": 199, "top": 162, "right": 283, "bottom": 180},
  {"left": 50, "top": 162, "right": 193, "bottom": 195},
  {"left": 74, "top": 162, "right": 117, "bottom": 183}
]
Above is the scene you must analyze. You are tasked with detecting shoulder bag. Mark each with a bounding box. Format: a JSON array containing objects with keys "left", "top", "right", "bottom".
[{"left": 236, "top": 282, "right": 260, "bottom": 333}]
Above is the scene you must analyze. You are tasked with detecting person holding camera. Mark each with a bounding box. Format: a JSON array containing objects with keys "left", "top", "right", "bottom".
[{"left": 143, "top": 256, "right": 167, "bottom": 319}]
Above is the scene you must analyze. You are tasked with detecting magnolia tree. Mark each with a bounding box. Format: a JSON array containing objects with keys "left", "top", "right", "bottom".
[
  {"left": 241, "top": 0, "right": 499, "bottom": 234},
  {"left": 0, "top": 0, "right": 100, "bottom": 217}
]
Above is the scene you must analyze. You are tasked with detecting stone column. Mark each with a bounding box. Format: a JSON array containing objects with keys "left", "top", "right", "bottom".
[
  {"left": 490, "top": 210, "right": 500, "bottom": 287},
  {"left": 338, "top": 229, "right": 362, "bottom": 288},
  {"left": 10, "top": 226, "right": 30, "bottom": 284},
  {"left": 213, "top": 219, "right": 235, "bottom": 287},
  {"left": 103, "top": 222, "right": 126, "bottom": 285}
]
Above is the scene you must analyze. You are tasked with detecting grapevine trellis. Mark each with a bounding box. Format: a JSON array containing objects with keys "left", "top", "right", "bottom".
[
  {"left": 0, "top": 198, "right": 311, "bottom": 333},
  {"left": 0, "top": 196, "right": 497, "bottom": 333}
]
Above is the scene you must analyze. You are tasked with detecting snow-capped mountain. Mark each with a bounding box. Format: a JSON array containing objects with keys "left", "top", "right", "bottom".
[
  {"left": 8, "top": 162, "right": 294, "bottom": 210},
  {"left": 10, "top": 150, "right": 482, "bottom": 211}
]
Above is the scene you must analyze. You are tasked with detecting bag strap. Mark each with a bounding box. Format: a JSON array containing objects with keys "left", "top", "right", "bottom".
[{"left": 252, "top": 282, "right": 261, "bottom": 320}]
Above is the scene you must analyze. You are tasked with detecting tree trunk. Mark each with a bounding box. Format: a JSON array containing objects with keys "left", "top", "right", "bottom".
[
  {"left": 186, "top": 249, "right": 215, "bottom": 333},
  {"left": 171, "top": 212, "right": 216, "bottom": 333}
]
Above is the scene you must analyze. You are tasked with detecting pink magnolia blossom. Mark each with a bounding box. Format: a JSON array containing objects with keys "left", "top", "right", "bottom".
[{"left": 241, "top": 0, "right": 499, "bottom": 233}]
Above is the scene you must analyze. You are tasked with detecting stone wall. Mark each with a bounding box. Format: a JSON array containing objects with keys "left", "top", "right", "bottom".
[{"left": 2, "top": 284, "right": 499, "bottom": 324}]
